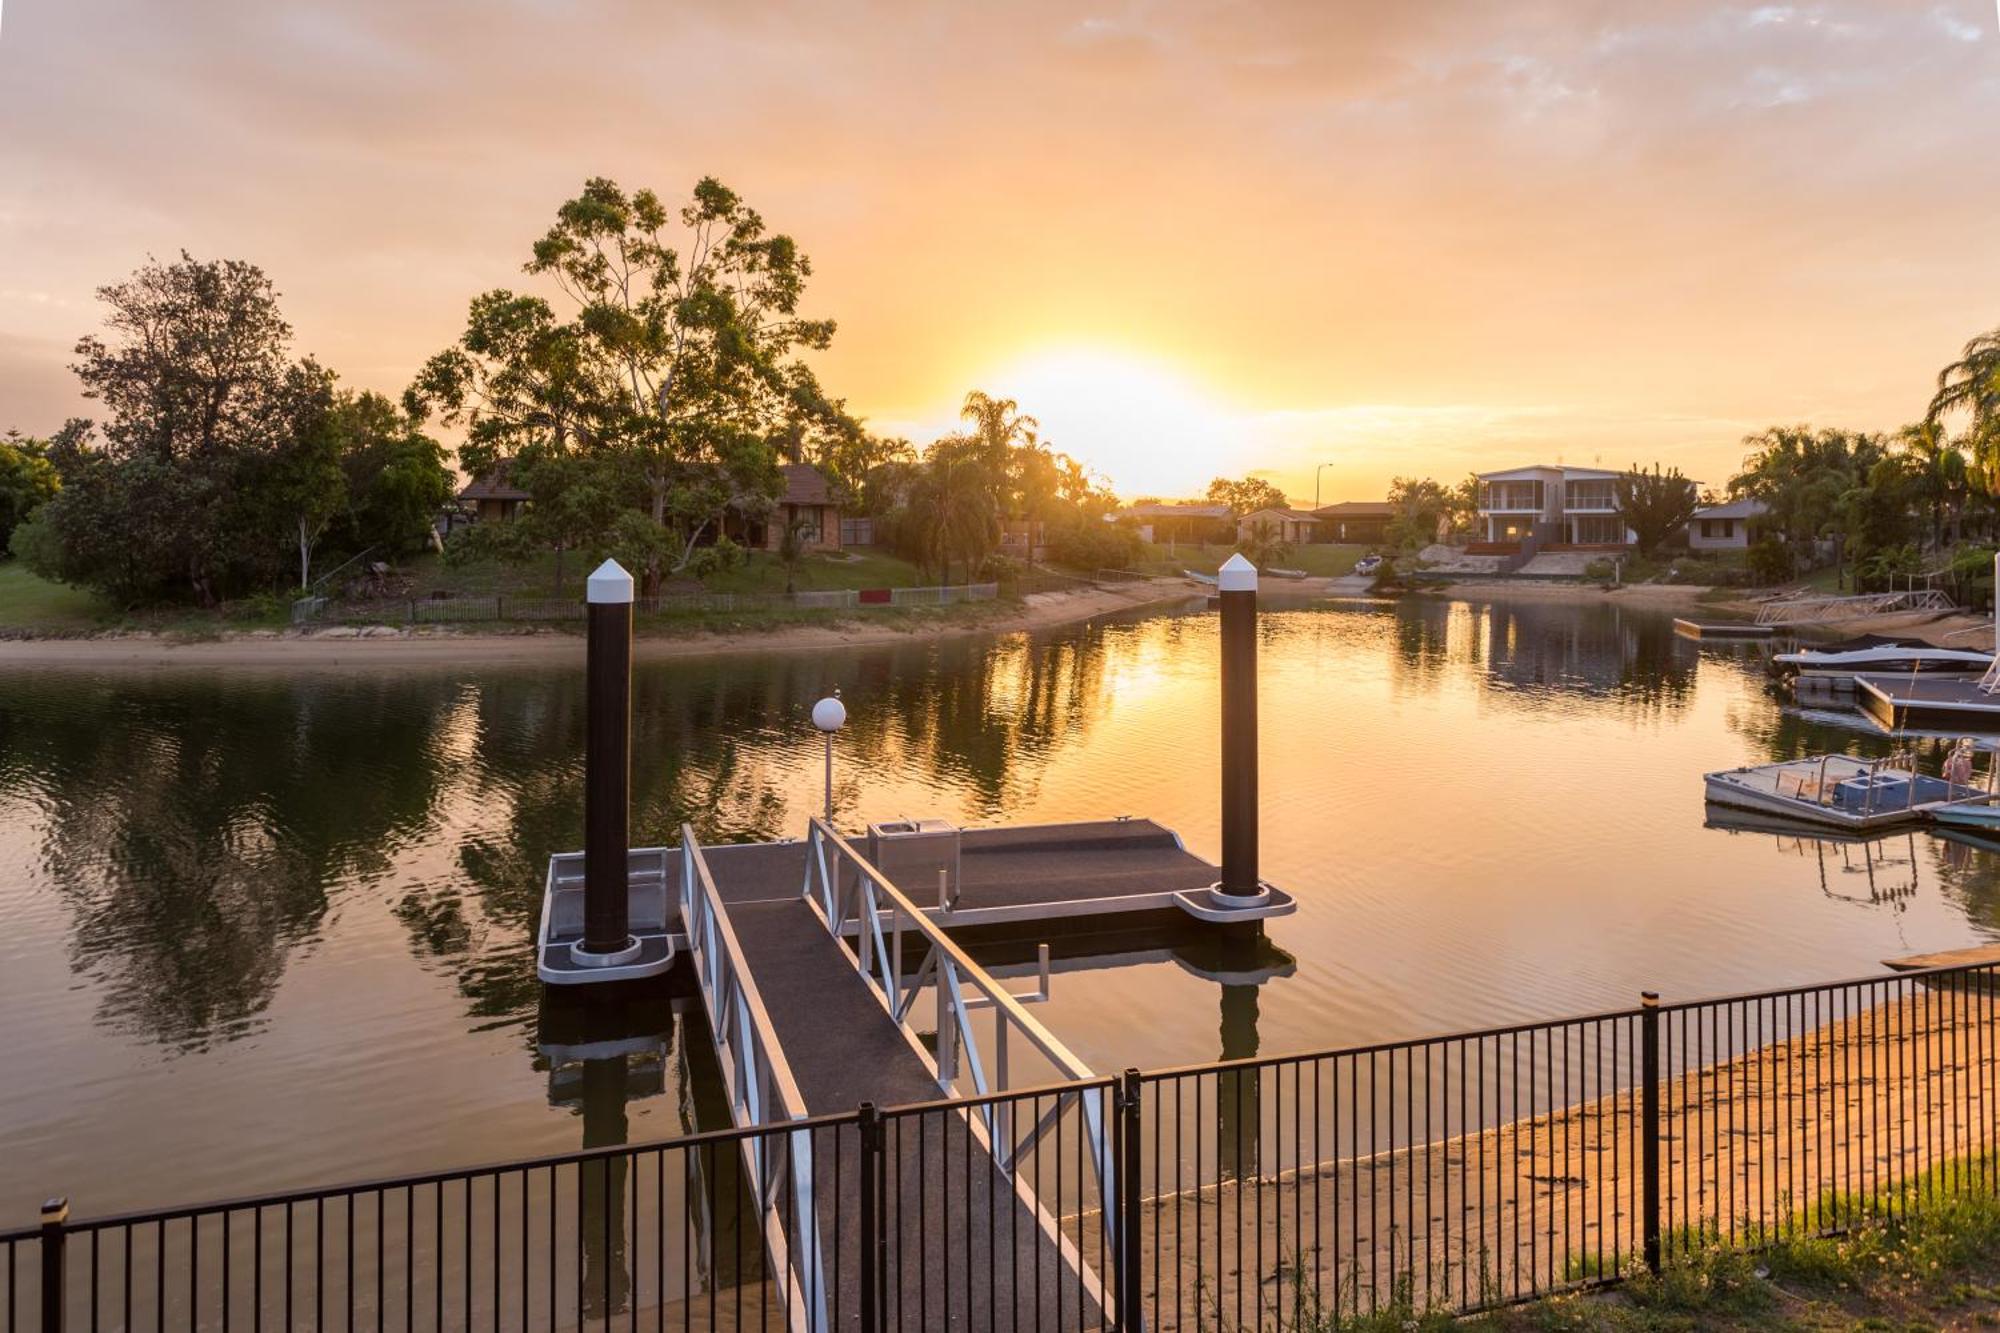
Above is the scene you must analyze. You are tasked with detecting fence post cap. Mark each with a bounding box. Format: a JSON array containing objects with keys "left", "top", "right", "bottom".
[
  {"left": 1640, "top": 990, "right": 1660, "bottom": 1006},
  {"left": 40, "top": 1196, "right": 68, "bottom": 1223}
]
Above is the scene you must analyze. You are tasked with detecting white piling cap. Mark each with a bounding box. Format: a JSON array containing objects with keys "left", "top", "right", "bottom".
[
  {"left": 586, "top": 559, "right": 635, "bottom": 604},
  {"left": 1218, "top": 553, "right": 1258, "bottom": 593}
]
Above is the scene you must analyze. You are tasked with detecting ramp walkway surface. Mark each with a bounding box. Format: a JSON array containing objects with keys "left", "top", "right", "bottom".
[{"left": 701, "top": 833, "right": 1144, "bottom": 1329}]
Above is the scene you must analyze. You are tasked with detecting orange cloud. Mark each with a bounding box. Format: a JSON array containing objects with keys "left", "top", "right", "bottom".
[{"left": 1, "top": 1, "right": 1995, "bottom": 500}]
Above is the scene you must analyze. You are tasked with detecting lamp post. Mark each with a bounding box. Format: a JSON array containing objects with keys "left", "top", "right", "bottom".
[
  {"left": 1314, "top": 462, "right": 1336, "bottom": 512},
  {"left": 812, "top": 691, "right": 846, "bottom": 821}
]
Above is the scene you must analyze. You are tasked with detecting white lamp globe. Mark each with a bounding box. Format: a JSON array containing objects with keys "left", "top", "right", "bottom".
[{"left": 811, "top": 696, "right": 847, "bottom": 732}]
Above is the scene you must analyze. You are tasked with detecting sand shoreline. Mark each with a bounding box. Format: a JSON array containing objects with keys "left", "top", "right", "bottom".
[
  {"left": 0, "top": 582, "right": 1203, "bottom": 671},
  {"left": 26, "top": 574, "right": 1973, "bottom": 671}
]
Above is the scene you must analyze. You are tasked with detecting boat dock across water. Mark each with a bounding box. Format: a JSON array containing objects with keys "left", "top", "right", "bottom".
[
  {"left": 534, "top": 554, "right": 1292, "bottom": 1329},
  {"left": 1704, "top": 753, "right": 1996, "bottom": 832}
]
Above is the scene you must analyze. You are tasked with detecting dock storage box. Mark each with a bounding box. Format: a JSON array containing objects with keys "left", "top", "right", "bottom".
[
  {"left": 1832, "top": 773, "right": 1915, "bottom": 810},
  {"left": 867, "top": 818, "right": 962, "bottom": 906}
]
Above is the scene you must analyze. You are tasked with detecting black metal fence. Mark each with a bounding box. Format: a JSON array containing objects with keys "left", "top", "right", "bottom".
[{"left": 8, "top": 960, "right": 1999, "bottom": 1330}]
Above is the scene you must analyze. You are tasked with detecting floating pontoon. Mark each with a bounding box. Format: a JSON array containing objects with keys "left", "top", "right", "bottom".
[{"left": 1703, "top": 753, "right": 1996, "bottom": 831}]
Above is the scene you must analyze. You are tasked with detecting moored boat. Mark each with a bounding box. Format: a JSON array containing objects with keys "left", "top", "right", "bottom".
[{"left": 1770, "top": 636, "right": 1992, "bottom": 679}]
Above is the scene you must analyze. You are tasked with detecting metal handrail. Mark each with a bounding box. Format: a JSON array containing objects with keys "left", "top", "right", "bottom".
[
  {"left": 1756, "top": 588, "right": 1957, "bottom": 626},
  {"left": 680, "top": 827, "right": 829, "bottom": 1333},
  {"left": 798, "top": 816, "right": 1118, "bottom": 1311},
  {"left": 800, "top": 817, "right": 1094, "bottom": 1086}
]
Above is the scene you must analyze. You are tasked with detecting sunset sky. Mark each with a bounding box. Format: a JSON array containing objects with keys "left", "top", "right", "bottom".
[{"left": 2, "top": 1, "right": 1997, "bottom": 503}]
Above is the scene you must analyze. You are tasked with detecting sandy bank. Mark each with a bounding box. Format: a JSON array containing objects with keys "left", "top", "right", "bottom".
[
  {"left": 1698, "top": 597, "right": 1995, "bottom": 649},
  {"left": 1414, "top": 580, "right": 1709, "bottom": 612},
  {"left": 0, "top": 582, "right": 1199, "bottom": 672}
]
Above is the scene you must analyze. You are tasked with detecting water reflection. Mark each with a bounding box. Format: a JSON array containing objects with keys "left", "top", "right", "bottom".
[
  {"left": 1378, "top": 599, "right": 1698, "bottom": 709},
  {"left": 9, "top": 596, "right": 2000, "bottom": 1220},
  {"left": 0, "top": 673, "right": 462, "bottom": 1050}
]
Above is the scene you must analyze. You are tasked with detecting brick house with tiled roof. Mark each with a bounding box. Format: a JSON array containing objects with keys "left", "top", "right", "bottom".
[{"left": 456, "top": 467, "right": 533, "bottom": 522}]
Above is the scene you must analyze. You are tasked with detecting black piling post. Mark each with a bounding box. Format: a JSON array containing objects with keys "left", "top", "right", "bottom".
[
  {"left": 1215, "top": 553, "right": 1267, "bottom": 906},
  {"left": 40, "top": 1197, "right": 66, "bottom": 1333},
  {"left": 580, "top": 559, "right": 635, "bottom": 961}
]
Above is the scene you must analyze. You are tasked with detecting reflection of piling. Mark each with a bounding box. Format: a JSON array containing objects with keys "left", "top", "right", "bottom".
[
  {"left": 579, "top": 1057, "right": 633, "bottom": 1318},
  {"left": 1216, "top": 554, "right": 1266, "bottom": 906},
  {"left": 581, "top": 560, "right": 635, "bottom": 961},
  {"left": 1216, "top": 981, "right": 1262, "bottom": 1181}
]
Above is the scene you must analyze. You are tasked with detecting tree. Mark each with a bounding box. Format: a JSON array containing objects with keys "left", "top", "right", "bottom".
[
  {"left": 1447, "top": 474, "right": 1482, "bottom": 538},
  {"left": 0, "top": 432, "right": 60, "bottom": 553},
  {"left": 1615, "top": 463, "right": 1699, "bottom": 554},
  {"left": 776, "top": 514, "right": 812, "bottom": 595},
  {"left": 327, "top": 392, "right": 455, "bottom": 560},
  {"left": 35, "top": 255, "right": 333, "bottom": 604},
  {"left": 264, "top": 409, "right": 345, "bottom": 589},
  {"left": 409, "top": 177, "right": 850, "bottom": 592},
  {"left": 961, "top": 392, "right": 1039, "bottom": 489},
  {"left": 1929, "top": 327, "right": 2000, "bottom": 474},
  {"left": 903, "top": 438, "right": 999, "bottom": 583},
  {"left": 1234, "top": 517, "right": 1291, "bottom": 570},
  {"left": 1205, "top": 476, "right": 1289, "bottom": 515},
  {"left": 1896, "top": 420, "right": 1968, "bottom": 548},
  {"left": 1385, "top": 476, "right": 1451, "bottom": 551},
  {"left": 1730, "top": 427, "right": 1890, "bottom": 584}
]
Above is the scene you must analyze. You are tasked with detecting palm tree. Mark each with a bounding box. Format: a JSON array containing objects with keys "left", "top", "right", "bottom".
[
  {"left": 1235, "top": 518, "right": 1291, "bottom": 571},
  {"left": 1930, "top": 328, "right": 2000, "bottom": 480},
  {"left": 960, "top": 391, "right": 1039, "bottom": 515},
  {"left": 906, "top": 442, "right": 999, "bottom": 583}
]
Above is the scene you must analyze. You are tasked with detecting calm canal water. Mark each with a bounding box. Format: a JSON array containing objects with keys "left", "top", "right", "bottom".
[{"left": 6, "top": 594, "right": 2000, "bottom": 1225}]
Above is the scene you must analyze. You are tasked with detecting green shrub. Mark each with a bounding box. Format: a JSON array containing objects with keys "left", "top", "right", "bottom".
[
  {"left": 1049, "top": 522, "right": 1141, "bottom": 571},
  {"left": 686, "top": 535, "right": 746, "bottom": 579},
  {"left": 1747, "top": 535, "right": 1791, "bottom": 586}
]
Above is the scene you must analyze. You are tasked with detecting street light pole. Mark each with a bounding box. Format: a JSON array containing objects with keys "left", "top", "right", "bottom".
[{"left": 1314, "top": 462, "right": 1335, "bottom": 512}]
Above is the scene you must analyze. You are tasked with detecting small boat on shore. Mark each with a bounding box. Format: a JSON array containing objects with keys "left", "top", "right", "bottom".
[
  {"left": 1703, "top": 750, "right": 1996, "bottom": 831},
  {"left": 1183, "top": 569, "right": 1218, "bottom": 587}
]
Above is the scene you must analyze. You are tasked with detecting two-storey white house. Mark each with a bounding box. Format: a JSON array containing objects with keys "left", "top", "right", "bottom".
[{"left": 1474, "top": 465, "right": 1632, "bottom": 549}]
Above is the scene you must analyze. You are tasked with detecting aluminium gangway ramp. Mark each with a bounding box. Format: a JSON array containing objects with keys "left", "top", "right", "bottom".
[{"left": 679, "top": 823, "right": 1121, "bottom": 1332}]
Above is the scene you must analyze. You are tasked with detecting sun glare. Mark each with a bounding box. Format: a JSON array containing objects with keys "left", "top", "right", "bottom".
[{"left": 977, "top": 347, "right": 1241, "bottom": 499}]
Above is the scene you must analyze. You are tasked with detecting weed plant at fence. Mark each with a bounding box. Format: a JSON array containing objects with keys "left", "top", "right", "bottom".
[{"left": 8, "top": 962, "right": 1998, "bottom": 1330}]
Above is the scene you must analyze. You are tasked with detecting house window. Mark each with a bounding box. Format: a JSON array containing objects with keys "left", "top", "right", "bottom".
[
  {"left": 1572, "top": 515, "right": 1624, "bottom": 544},
  {"left": 1565, "top": 481, "right": 1616, "bottom": 510},
  {"left": 1701, "top": 519, "right": 1733, "bottom": 540},
  {"left": 1482, "top": 481, "right": 1542, "bottom": 511},
  {"left": 840, "top": 517, "right": 874, "bottom": 546}
]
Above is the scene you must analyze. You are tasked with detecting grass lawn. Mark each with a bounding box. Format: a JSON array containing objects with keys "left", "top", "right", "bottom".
[
  {"left": 699, "top": 547, "right": 927, "bottom": 594},
  {"left": 1134, "top": 542, "right": 1371, "bottom": 578},
  {"left": 0, "top": 561, "right": 104, "bottom": 629},
  {"left": 404, "top": 546, "right": 930, "bottom": 600},
  {"left": 1310, "top": 1161, "right": 2000, "bottom": 1331}
]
